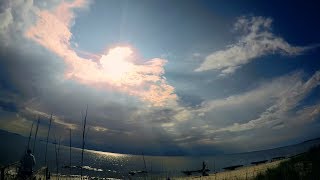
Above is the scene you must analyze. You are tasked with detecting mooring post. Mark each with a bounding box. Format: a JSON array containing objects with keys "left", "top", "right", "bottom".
[
  {"left": 1, "top": 167, "right": 4, "bottom": 180},
  {"left": 45, "top": 167, "right": 49, "bottom": 180}
]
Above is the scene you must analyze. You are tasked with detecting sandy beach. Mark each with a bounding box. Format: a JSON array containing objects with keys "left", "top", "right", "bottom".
[{"left": 174, "top": 159, "right": 286, "bottom": 180}]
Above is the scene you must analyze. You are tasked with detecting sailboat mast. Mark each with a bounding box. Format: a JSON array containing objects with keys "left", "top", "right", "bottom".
[
  {"left": 45, "top": 114, "right": 52, "bottom": 165},
  {"left": 54, "top": 136, "right": 61, "bottom": 180},
  {"left": 27, "top": 121, "right": 34, "bottom": 150},
  {"left": 33, "top": 117, "right": 40, "bottom": 153},
  {"left": 142, "top": 152, "right": 147, "bottom": 180},
  {"left": 69, "top": 128, "right": 72, "bottom": 179},
  {"left": 142, "top": 152, "right": 147, "bottom": 171},
  {"left": 80, "top": 105, "right": 88, "bottom": 180},
  {"left": 57, "top": 137, "right": 61, "bottom": 180}
]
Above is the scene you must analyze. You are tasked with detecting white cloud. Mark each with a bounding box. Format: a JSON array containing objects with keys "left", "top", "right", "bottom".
[
  {"left": 24, "top": 107, "right": 77, "bottom": 130},
  {"left": 194, "top": 72, "right": 303, "bottom": 128},
  {"left": 195, "top": 16, "right": 314, "bottom": 75},
  {"left": 143, "top": 70, "right": 320, "bottom": 152},
  {"left": 0, "top": 0, "right": 35, "bottom": 42},
  {"left": 91, "top": 126, "right": 108, "bottom": 132},
  {"left": 207, "top": 71, "right": 320, "bottom": 133},
  {"left": 192, "top": 53, "right": 201, "bottom": 57},
  {"left": 0, "top": 111, "right": 32, "bottom": 136},
  {"left": 22, "top": 0, "right": 178, "bottom": 107},
  {"left": 0, "top": 8, "right": 13, "bottom": 31},
  {"left": 162, "top": 70, "right": 320, "bottom": 152},
  {"left": 0, "top": 0, "right": 76, "bottom": 47}
]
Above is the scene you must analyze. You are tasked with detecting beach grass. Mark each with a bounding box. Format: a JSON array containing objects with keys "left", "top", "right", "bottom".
[
  {"left": 174, "top": 159, "right": 285, "bottom": 180},
  {"left": 254, "top": 145, "right": 320, "bottom": 180},
  {"left": 174, "top": 145, "right": 320, "bottom": 180}
]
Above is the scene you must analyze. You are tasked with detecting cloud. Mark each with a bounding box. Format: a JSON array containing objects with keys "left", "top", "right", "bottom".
[
  {"left": 199, "top": 71, "right": 320, "bottom": 145},
  {"left": 0, "top": 111, "right": 33, "bottom": 136},
  {"left": 24, "top": 107, "right": 77, "bottom": 130},
  {"left": 25, "top": 0, "right": 177, "bottom": 107},
  {"left": 0, "top": 0, "right": 39, "bottom": 46},
  {"left": 195, "top": 72, "right": 304, "bottom": 125},
  {"left": 1, "top": 0, "right": 320, "bottom": 155},
  {"left": 0, "top": 100, "right": 19, "bottom": 112},
  {"left": 195, "top": 16, "right": 315, "bottom": 75},
  {"left": 0, "top": 8, "right": 12, "bottom": 31},
  {"left": 157, "top": 70, "right": 320, "bottom": 153}
]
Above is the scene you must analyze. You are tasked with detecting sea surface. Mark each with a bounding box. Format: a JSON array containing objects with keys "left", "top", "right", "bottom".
[{"left": 1, "top": 130, "right": 320, "bottom": 179}]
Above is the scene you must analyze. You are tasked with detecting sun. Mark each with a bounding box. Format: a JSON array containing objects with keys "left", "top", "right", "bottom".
[{"left": 100, "top": 47, "right": 135, "bottom": 83}]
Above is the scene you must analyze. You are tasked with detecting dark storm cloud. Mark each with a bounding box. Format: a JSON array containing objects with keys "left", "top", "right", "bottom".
[{"left": 0, "top": 100, "right": 19, "bottom": 113}]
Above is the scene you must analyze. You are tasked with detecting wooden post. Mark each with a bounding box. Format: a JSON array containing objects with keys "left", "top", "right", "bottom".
[
  {"left": 1, "top": 167, "right": 4, "bottom": 180},
  {"left": 45, "top": 167, "right": 49, "bottom": 180}
]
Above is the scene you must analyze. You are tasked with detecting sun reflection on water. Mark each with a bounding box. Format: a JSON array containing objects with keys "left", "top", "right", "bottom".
[{"left": 86, "top": 149, "right": 129, "bottom": 159}]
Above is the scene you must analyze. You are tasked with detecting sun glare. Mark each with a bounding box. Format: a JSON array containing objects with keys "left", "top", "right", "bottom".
[{"left": 100, "top": 47, "right": 135, "bottom": 83}]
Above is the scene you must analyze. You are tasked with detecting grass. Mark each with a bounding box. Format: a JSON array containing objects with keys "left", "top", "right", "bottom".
[{"left": 254, "top": 145, "right": 320, "bottom": 180}]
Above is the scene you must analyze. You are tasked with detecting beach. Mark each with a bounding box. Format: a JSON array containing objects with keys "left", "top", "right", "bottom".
[{"left": 175, "top": 159, "right": 286, "bottom": 180}]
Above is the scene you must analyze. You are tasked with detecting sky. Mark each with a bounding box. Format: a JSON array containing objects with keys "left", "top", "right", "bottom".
[{"left": 0, "top": 0, "right": 320, "bottom": 155}]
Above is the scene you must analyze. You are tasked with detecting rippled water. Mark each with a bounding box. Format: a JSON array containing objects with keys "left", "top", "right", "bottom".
[{"left": 1, "top": 131, "right": 319, "bottom": 179}]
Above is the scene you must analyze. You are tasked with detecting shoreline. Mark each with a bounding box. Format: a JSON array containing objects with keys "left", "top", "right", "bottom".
[
  {"left": 174, "top": 159, "right": 287, "bottom": 180},
  {"left": 35, "top": 159, "right": 287, "bottom": 180}
]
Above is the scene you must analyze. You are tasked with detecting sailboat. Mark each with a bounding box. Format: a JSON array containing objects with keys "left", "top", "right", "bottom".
[
  {"left": 128, "top": 153, "right": 148, "bottom": 176},
  {"left": 182, "top": 161, "right": 210, "bottom": 176}
]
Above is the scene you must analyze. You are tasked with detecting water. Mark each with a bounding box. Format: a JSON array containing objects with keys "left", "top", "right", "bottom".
[{"left": 1, "top": 131, "right": 319, "bottom": 179}]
